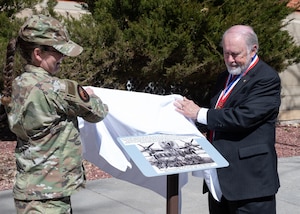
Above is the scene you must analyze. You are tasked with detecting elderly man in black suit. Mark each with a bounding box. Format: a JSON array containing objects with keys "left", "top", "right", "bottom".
[{"left": 174, "top": 25, "right": 281, "bottom": 214}]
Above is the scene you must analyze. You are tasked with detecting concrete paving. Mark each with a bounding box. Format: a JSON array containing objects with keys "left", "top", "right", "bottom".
[{"left": 1, "top": 156, "right": 299, "bottom": 214}]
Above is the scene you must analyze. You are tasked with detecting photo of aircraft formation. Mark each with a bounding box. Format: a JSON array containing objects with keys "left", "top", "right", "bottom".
[{"left": 138, "top": 138, "right": 215, "bottom": 171}]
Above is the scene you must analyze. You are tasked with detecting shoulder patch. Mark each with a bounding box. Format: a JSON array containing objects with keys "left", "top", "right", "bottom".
[{"left": 77, "top": 85, "right": 90, "bottom": 102}]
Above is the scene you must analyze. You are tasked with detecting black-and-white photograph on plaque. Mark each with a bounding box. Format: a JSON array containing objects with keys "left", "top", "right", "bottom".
[{"left": 117, "top": 134, "right": 228, "bottom": 177}]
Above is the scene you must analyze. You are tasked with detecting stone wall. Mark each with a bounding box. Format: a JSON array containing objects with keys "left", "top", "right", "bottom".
[{"left": 279, "top": 12, "right": 300, "bottom": 123}]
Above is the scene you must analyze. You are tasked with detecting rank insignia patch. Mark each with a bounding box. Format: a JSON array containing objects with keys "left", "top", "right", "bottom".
[{"left": 77, "top": 85, "right": 90, "bottom": 102}]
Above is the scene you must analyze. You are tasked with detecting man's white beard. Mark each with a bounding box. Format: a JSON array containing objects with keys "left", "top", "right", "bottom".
[
  {"left": 226, "top": 55, "right": 252, "bottom": 75},
  {"left": 227, "top": 66, "right": 242, "bottom": 75}
]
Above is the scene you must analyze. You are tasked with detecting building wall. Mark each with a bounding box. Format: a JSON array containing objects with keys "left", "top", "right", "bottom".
[{"left": 279, "top": 12, "right": 300, "bottom": 123}]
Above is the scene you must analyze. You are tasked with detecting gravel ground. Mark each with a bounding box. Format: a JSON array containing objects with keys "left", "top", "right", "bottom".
[{"left": 0, "top": 124, "right": 299, "bottom": 191}]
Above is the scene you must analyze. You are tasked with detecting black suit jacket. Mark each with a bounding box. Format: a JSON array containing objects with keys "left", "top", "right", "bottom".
[{"left": 206, "top": 59, "right": 281, "bottom": 201}]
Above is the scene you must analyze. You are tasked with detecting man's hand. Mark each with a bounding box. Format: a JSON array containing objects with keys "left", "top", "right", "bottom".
[{"left": 174, "top": 97, "right": 201, "bottom": 120}]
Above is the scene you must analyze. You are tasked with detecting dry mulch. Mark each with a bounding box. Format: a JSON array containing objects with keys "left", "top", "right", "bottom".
[
  {"left": 0, "top": 141, "right": 112, "bottom": 191},
  {"left": 1, "top": 124, "right": 299, "bottom": 191}
]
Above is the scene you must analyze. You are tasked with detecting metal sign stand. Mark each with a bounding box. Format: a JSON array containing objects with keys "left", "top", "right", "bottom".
[
  {"left": 117, "top": 135, "right": 229, "bottom": 214},
  {"left": 167, "top": 174, "right": 179, "bottom": 214}
]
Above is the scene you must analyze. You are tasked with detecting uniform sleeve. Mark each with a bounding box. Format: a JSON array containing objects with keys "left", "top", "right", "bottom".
[{"left": 59, "top": 79, "right": 108, "bottom": 123}]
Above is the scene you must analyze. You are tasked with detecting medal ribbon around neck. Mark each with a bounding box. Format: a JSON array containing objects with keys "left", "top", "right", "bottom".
[
  {"left": 215, "top": 55, "right": 259, "bottom": 109},
  {"left": 208, "top": 55, "right": 259, "bottom": 142}
]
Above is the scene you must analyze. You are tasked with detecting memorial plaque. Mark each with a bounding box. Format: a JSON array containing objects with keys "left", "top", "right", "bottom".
[{"left": 117, "top": 134, "right": 228, "bottom": 177}]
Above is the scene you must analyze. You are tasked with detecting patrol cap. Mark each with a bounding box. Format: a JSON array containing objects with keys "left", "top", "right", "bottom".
[{"left": 18, "top": 14, "right": 83, "bottom": 57}]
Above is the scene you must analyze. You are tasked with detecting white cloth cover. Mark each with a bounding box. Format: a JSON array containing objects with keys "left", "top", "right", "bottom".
[{"left": 79, "top": 87, "right": 222, "bottom": 201}]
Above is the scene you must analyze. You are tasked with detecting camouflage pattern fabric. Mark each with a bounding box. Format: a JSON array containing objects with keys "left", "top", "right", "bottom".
[
  {"left": 14, "top": 197, "right": 72, "bottom": 214},
  {"left": 19, "top": 14, "right": 83, "bottom": 57},
  {"left": 6, "top": 64, "right": 108, "bottom": 200}
]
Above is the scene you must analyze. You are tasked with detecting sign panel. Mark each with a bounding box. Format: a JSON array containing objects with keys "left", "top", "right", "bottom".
[{"left": 117, "top": 134, "right": 228, "bottom": 177}]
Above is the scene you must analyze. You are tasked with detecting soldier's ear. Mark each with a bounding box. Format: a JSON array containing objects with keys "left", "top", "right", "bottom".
[{"left": 32, "top": 47, "right": 43, "bottom": 63}]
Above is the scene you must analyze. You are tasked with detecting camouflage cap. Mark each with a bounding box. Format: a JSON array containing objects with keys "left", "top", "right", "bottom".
[{"left": 19, "top": 14, "right": 83, "bottom": 57}]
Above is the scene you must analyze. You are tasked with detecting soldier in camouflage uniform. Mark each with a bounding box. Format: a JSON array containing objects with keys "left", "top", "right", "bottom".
[{"left": 1, "top": 14, "right": 108, "bottom": 213}]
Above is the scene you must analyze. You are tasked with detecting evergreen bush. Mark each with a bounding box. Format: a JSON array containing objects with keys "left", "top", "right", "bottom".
[
  {"left": 59, "top": 0, "right": 300, "bottom": 106},
  {"left": 1, "top": 0, "right": 300, "bottom": 107}
]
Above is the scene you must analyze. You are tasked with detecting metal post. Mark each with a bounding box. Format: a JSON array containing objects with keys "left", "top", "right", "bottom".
[{"left": 166, "top": 174, "right": 179, "bottom": 214}]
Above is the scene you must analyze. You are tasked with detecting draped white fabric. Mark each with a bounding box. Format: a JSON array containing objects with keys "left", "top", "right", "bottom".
[{"left": 79, "top": 87, "right": 221, "bottom": 201}]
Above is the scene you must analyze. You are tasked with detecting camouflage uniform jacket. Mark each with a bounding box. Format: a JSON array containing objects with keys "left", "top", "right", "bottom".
[{"left": 6, "top": 64, "right": 108, "bottom": 200}]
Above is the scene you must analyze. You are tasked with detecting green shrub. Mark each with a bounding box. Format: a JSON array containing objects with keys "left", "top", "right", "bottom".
[{"left": 1, "top": 0, "right": 300, "bottom": 106}]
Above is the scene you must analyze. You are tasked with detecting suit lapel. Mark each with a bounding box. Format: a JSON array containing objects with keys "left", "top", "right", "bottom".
[{"left": 217, "top": 60, "right": 260, "bottom": 107}]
